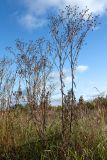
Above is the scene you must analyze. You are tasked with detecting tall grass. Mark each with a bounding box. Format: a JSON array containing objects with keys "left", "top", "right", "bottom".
[{"left": 0, "top": 106, "right": 107, "bottom": 160}]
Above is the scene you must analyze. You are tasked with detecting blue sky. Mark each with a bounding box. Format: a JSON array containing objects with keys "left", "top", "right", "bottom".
[{"left": 0, "top": 0, "right": 107, "bottom": 103}]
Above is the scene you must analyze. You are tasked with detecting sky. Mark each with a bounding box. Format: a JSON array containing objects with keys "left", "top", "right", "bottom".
[{"left": 0, "top": 0, "right": 107, "bottom": 104}]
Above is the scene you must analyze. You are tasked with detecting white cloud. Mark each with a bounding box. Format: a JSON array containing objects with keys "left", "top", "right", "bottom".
[
  {"left": 64, "top": 76, "right": 72, "bottom": 84},
  {"left": 22, "top": 0, "right": 63, "bottom": 15},
  {"left": 18, "top": 14, "right": 46, "bottom": 30},
  {"left": 22, "top": 0, "right": 107, "bottom": 15},
  {"left": 18, "top": 0, "right": 107, "bottom": 30},
  {"left": 77, "top": 65, "right": 89, "bottom": 72},
  {"left": 65, "top": 0, "right": 107, "bottom": 15}
]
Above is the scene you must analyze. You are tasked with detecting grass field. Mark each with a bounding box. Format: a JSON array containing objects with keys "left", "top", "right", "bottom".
[{"left": 0, "top": 104, "right": 107, "bottom": 160}]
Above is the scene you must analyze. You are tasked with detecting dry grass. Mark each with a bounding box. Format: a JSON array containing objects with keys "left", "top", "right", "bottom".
[{"left": 0, "top": 106, "right": 107, "bottom": 160}]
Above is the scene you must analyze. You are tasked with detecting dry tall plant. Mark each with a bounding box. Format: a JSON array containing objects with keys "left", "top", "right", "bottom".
[
  {"left": 0, "top": 57, "right": 16, "bottom": 110},
  {"left": 49, "top": 5, "right": 98, "bottom": 134},
  {"left": 7, "top": 38, "right": 53, "bottom": 136}
]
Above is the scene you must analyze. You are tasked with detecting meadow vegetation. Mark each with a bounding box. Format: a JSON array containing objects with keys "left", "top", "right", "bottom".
[{"left": 0, "top": 100, "right": 107, "bottom": 160}]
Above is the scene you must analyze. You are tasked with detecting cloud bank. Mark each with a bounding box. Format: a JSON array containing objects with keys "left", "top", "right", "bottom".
[
  {"left": 18, "top": 0, "right": 107, "bottom": 30},
  {"left": 18, "top": 14, "right": 46, "bottom": 30},
  {"left": 23, "top": 0, "right": 107, "bottom": 15},
  {"left": 77, "top": 65, "right": 89, "bottom": 72}
]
